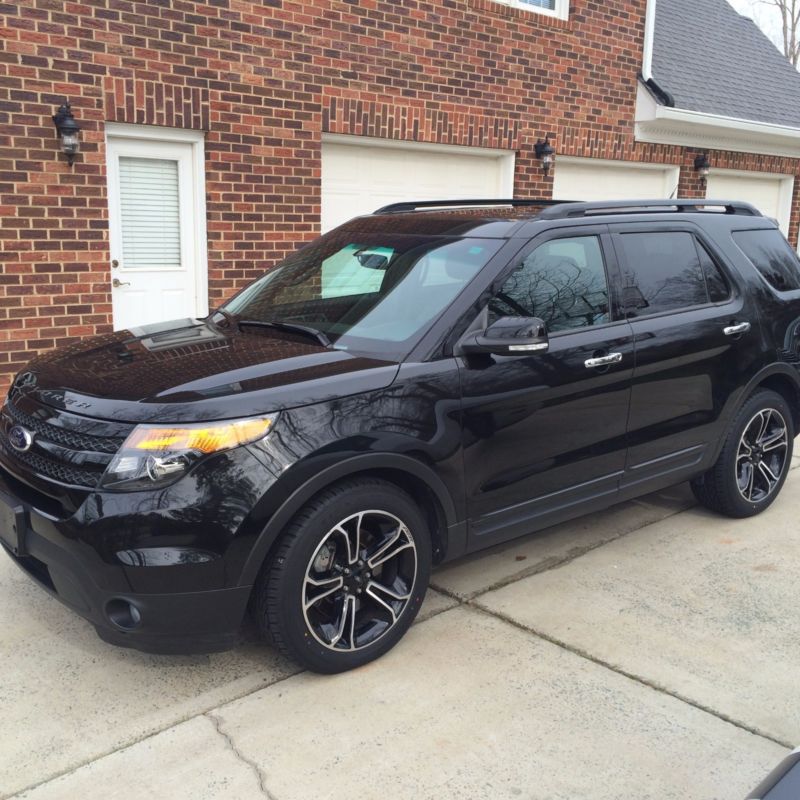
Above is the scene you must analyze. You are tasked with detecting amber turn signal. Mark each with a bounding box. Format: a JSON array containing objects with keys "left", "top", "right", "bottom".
[{"left": 124, "top": 417, "right": 275, "bottom": 455}]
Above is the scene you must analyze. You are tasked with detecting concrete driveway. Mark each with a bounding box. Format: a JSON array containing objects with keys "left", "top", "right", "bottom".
[{"left": 3, "top": 463, "right": 800, "bottom": 799}]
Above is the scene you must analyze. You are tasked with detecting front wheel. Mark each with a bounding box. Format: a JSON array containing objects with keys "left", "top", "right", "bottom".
[
  {"left": 691, "top": 389, "right": 794, "bottom": 518},
  {"left": 254, "top": 478, "right": 431, "bottom": 673}
]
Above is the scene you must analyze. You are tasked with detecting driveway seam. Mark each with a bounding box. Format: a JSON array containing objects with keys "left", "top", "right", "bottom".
[
  {"left": 467, "top": 600, "right": 793, "bottom": 751},
  {"left": 205, "top": 710, "right": 277, "bottom": 799},
  {"left": 5, "top": 667, "right": 303, "bottom": 799}
]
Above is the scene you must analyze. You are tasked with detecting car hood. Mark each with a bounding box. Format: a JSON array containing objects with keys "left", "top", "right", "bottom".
[{"left": 13, "top": 318, "right": 400, "bottom": 423}]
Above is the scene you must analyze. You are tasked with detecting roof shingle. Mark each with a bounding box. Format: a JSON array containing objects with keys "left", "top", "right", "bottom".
[{"left": 652, "top": 0, "right": 800, "bottom": 128}]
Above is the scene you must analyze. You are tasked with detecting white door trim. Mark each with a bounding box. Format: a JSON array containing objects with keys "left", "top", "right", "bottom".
[
  {"left": 105, "top": 123, "right": 208, "bottom": 320},
  {"left": 705, "top": 167, "right": 795, "bottom": 236}
]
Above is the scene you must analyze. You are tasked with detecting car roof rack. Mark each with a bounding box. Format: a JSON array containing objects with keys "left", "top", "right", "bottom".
[
  {"left": 537, "top": 199, "right": 763, "bottom": 220},
  {"left": 373, "top": 198, "right": 571, "bottom": 214}
]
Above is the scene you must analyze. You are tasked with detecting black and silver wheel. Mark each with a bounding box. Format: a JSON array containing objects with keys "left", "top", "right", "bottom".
[
  {"left": 255, "top": 478, "right": 431, "bottom": 673},
  {"left": 691, "top": 389, "right": 794, "bottom": 518},
  {"left": 735, "top": 407, "right": 789, "bottom": 504}
]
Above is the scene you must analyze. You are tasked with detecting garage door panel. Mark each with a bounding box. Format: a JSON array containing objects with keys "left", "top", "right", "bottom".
[
  {"left": 321, "top": 141, "right": 511, "bottom": 231},
  {"left": 705, "top": 172, "right": 792, "bottom": 235},
  {"left": 553, "top": 158, "right": 678, "bottom": 202}
]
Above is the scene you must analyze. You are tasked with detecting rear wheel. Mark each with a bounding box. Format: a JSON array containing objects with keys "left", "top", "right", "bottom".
[
  {"left": 691, "top": 389, "right": 793, "bottom": 518},
  {"left": 254, "top": 478, "right": 431, "bottom": 673}
]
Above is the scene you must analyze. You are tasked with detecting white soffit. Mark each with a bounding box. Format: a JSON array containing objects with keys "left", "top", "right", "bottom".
[{"left": 635, "top": 82, "right": 800, "bottom": 159}]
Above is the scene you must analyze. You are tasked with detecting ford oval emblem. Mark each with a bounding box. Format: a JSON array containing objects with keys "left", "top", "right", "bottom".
[
  {"left": 8, "top": 425, "right": 33, "bottom": 453},
  {"left": 13, "top": 371, "right": 36, "bottom": 391}
]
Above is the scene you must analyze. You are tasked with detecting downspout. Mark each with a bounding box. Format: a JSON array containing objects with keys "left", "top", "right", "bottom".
[
  {"left": 640, "top": 0, "right": 675, "bottom": 106},
  {"left": 642, "top": 0, "right": 657, "bottom": 81}
]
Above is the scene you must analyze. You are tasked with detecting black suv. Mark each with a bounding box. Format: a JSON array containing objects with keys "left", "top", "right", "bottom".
[{"left": 2, "top": 198, "right": 799, "bottom": 673}]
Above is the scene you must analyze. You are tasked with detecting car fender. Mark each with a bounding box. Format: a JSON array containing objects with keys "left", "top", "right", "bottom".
[
  {"left": 709, "top": 361, "right": 800, "bottom": 464},
  {"left": 237, "top": 452, "right": 460, "bottom": 587}
]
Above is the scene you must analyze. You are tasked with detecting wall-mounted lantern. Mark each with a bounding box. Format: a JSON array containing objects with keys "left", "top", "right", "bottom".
[
  {"left": 52, "top": 102, "right": 81, "bottom": 166},
  {"left": 534, "top": 136, "right": 555, "bottom": 176},
  {"left": 694, "top": 153, "right": 711, "bottom": 181}
]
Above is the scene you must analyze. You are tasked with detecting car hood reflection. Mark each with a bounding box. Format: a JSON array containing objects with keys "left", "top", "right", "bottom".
[{"left": 16, "top": 318, "right": 401, "bottom": 423}]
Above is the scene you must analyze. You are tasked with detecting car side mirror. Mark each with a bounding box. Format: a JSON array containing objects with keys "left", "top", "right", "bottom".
[{"left": 458, "top": 316, "right": 549, "bottom": 356}]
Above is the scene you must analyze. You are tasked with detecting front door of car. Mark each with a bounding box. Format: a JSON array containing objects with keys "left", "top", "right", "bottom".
[
  {"left": 458, "top": 227, "right": 635, "bottom": 550},
  {"left": 608, "top": 223, "right": 763, "bottom": 495}
]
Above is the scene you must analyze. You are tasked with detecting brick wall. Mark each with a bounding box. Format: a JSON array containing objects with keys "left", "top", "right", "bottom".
[{"left": 0, "top": 0, "right": 798, "bottom": 398}]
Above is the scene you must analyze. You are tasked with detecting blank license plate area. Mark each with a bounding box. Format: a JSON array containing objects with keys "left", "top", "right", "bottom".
[{"left": 0, "top": 492, "right": 27, "bottom": 556}]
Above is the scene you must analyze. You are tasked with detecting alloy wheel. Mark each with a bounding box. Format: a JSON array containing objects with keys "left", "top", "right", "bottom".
[
  {"left": 736, "top": 407, "right": 789, "bottom": 503},
  {"left": 302, "top": 510, "right": 418, "bottom": 651}
]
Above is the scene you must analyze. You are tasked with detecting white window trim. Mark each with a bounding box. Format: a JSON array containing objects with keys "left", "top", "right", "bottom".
[
  {"left": 490, "top": 0, "right": 569, "bottom": 22},
  {"left": 104, "top": 123, "right": 209, "bottom": 318}
]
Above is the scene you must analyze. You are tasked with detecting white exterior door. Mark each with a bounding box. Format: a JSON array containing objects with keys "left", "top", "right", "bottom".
[
  {"left": 706, "top": 170, "right": 794, "bottom": 236},
  {"left": 106, "top": 130, "right": 207, "bottom": 331},
  {"left": 321, "top": 136, "right": 515, "bottom": 232},
  {"left": 553, "top": 157, "right": 680, "bottom": 201}
]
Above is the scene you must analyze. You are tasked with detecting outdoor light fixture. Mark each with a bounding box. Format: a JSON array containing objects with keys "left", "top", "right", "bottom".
[
  {"left": 694, "top": 153, "right": 711, "bottom": 179},
  {"left": 534, "top": 136, "right": 555, "bottom": 176},
  {"left": 52, "top": 101, "right": 80, "bottom": 166}
]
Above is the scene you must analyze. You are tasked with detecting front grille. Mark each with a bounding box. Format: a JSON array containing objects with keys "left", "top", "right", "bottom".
[
  {"left": 0, "top": 440, "right": 102, "bottom": 487},
  {"left": 5, "top": 399, "right": 121, "bottom": 454},
  {"left": 0, "top": 398, "right": 129, "bottom": 489}
]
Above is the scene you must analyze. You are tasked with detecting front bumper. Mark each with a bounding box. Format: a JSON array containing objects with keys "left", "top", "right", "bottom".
[
  {"left": 1, "top": 506, "right": 252, "bottom": 653},
  {"left": 0, "top": 447, "right": 272, "bottom": 654}
]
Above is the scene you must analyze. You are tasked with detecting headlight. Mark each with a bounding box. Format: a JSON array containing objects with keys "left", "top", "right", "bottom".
[{"left": 99, "top": 416, "right": 276, "bottom": 491}]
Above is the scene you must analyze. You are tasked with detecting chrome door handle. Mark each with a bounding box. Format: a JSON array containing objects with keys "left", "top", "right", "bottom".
[
  {"left": 112, "top": 278, "right": 130, "bottom": 288},
  {"left": 723, "top": 321, "right": 751, "bottom": 336},
  {"left": 584, "top": 352, "right": 622, "bottom": 368}
]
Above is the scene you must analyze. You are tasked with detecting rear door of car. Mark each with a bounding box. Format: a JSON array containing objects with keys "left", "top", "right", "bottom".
[{"left": 609, "top": 221, "right": 763, "bottom": 497}]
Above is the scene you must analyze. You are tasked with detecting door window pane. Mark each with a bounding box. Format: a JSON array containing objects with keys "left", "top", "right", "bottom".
[
  {"left": 618, "top": 231, "right": 708, "bottom": 316},
  {"left": 119, "top": 156, "right": 181, "bottom": 268},
  {"left": 732, "top": 228, "right": 800, "bottom": 292},
  {"left": 696, "top": 240, "right": 730, "bottom": 302},
  {"left": 490, "top": 236, "right": 610, "bottom": 331}
]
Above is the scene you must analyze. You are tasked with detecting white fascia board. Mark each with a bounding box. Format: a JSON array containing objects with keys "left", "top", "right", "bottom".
[{"left": 635, "top": 83, "right": 800, "bottom": 158}]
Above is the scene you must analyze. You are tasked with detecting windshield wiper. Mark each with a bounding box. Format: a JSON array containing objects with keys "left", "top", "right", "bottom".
[{"left": 236, "top": 319, "right": 331, "bottom": 348}]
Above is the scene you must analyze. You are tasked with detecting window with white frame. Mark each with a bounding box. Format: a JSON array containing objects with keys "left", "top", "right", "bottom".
[{"left": 492, "top": 0, "right": 569, "bottom": 20}]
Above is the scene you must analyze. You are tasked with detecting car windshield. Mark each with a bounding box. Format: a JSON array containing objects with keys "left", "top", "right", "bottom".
[{"left": 221, "top": 230, "right": 502, "bottom": 359}]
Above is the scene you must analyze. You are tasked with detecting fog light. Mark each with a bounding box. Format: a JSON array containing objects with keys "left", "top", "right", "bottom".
[{"left": 106, "top": 598, "right": 142, "bottom": 630}]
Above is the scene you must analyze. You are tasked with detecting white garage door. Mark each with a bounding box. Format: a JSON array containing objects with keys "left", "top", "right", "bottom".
[
  {"left": 321, "top": 136, "right": 514, "bottom": 231},
  {"left": 553, "top": 157, "right": 679, "bottom": 202},
  {"left": 706, "top": 170, "right": 794, "bottom": 236}
]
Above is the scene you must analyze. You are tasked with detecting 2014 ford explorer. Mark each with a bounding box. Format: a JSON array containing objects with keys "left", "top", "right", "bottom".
[{"left": 1, "top": 198, "right": 799, "bottom": 673}]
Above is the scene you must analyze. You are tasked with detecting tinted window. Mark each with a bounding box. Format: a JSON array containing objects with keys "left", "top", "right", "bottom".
[
  {"left": 618, "top": 231, "right": 708, "bottom": 316},
  {"left": 732, "top": 229, "right": 800, "bottom": 292},
  {"left": 696, "top": 240, "right": 730, "bottom": 302},
  {"left": 489, "top": 236, "right": 610, "bottom": 332}
]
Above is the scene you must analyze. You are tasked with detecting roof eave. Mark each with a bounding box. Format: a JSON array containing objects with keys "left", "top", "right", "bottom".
[{"left": 635, "top": 80, "right": 800, "bottom": 158}]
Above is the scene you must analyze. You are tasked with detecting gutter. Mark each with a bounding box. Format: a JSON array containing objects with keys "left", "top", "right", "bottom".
[{"left": 652, "top": 104, "right": 800, "bottom": 140}]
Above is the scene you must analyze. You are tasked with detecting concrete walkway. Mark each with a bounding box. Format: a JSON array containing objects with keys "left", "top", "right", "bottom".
[{"left": 3, "top": 463, "right": 799, "bottom": 799}]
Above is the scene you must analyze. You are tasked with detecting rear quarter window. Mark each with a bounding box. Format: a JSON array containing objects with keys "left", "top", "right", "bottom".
[{"left": 732, "top": 229, "right": 800, "bottom": 292}]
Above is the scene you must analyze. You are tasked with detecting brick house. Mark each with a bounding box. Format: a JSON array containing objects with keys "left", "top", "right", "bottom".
[{"left": 2, "top": 0, "right": 800, "bottom": 396}]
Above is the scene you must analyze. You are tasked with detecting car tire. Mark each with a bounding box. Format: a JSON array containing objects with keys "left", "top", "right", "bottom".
[
  {"left": 691, "top": 389, "right": 794, "bottom": 518},
  {"left": 254, "top": 477, "right": 431, "bottom": 673}
]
